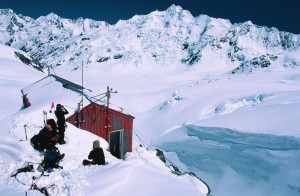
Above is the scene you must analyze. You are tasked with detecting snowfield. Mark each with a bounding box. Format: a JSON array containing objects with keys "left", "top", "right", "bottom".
[
  {"left": 0, "top": 5, "right": 300, "bottom": 195},
  {"left": 0, "top": 45, "right": 209, "bottom": 195},
  {"left": 1, "top": 43, "right": 299, "bottom": 195}
]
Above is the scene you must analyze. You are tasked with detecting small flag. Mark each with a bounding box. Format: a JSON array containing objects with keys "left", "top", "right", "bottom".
[
  {"left": 50, "top": 101, "right": 55, "bottom": 113},
  {"left": 51, "top": 101, "right": 55, "bottom": 109}
]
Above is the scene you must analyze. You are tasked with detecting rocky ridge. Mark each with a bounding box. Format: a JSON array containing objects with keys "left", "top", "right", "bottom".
[{"left": 0, "top": 5, "right": 299, "bottom": 73}]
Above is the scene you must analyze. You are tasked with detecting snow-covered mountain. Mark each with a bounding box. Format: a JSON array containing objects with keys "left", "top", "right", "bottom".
[
  {"left": 0, "top": 5, "right": 299, "bottom": 73},
  {"left": 1, "top": 5, "right": 300, "bottom": 196}
]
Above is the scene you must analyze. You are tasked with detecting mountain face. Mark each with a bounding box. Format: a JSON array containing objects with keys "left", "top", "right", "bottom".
[{"left": 0, "top": 6, "right": 299, "bottom": 73}]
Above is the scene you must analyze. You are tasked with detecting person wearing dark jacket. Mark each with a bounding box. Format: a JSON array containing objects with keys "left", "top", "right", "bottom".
[
  {"left": 83, "top": 140, "right": 106, "bottom": 166},
  {"left": 33, "top": 124, "right": 59, "bottom": 151},
  {"left": 54, "top": 104, "right": 69, "bottom": 144}
]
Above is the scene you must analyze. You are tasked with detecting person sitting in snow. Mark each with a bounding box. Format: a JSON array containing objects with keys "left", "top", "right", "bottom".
[
  {"left": 46, "top": 118, "right": 60, "bottom": 141},
  {"left": 54, "top": 103, "right": 69, "bottom": 145},
  {"left": 31, "top": 124, "right": 59, "bottom": 151},
  {"left": 83, "top": 140, "right": 106, "bottom": 166}
]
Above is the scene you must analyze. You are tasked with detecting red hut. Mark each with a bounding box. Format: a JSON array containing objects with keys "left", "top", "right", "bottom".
[{"left": 67, "top": 103, "right": 134, "bottom": 159}]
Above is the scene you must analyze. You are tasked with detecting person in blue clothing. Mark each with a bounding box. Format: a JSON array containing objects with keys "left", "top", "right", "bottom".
[
  {"left": 83, "top": 140, "right": 106, "bottom": 166},
  {"left": 54, "top": 104, "right": 69, "bottom": 144}
]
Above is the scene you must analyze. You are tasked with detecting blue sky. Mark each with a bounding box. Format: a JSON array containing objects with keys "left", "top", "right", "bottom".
[{"left": 1, "top": 0, "right": 299, "bottom": 34}]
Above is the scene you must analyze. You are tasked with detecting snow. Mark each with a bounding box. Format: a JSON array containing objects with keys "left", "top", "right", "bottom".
[
  {"left": 0, "top": 6, "right": 300, "bottom": 195},
  {"left": 154, "top": 126, "right": 300, "bottom": 196},
  {"left": 0, "top": 45, "right": 44, "bottom": 119},
  {"left": 0, "top": 44, "right": 209, "bottom": 195},
  {"left": 1, "top": 42, "right": 299, "bottom": 195}
]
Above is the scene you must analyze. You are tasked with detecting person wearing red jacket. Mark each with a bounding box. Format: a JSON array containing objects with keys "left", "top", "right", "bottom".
[{"left": 32, "top": 124, "right": 59, "bottom": 151}]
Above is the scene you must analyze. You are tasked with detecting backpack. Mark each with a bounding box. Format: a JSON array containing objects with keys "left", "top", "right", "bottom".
[
  {"left": 30, "top": 134, "right": 43, "bottom": 151},
  {"left": 38, "top": 148, "right": 64, "bottom": 173}
]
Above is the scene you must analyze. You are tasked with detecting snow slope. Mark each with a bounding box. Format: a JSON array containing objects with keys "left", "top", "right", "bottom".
[
  {"left": 55, "top": 53, "right": 299, "bottom": 196},
  {"left": 49, "top": 51, "right": 300, "bottom": 196},
  {"left": 0, "top": 44, "right": 44, "bottom": 119},
  {"left": 0, "top": 44, "right": 208, "bottom": 195},
  {"left": 0, "top": 5, "right": 300, "bottom": 196}
]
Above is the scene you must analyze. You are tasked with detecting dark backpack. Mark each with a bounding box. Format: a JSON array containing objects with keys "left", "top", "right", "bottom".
[
  {"left": 30, "top": 134, "right": 43, "bottom": 151},
  {"left": 40, "top": 148, "right": 64, "bottom": 172}
]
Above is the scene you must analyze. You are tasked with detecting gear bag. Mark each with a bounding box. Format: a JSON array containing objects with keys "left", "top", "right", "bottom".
[
  {"left": 39, "top": 147, "right": 64, "bottom": 172},
  {"left": 30, "top": 134, "right": 43, "bottom": 151}
]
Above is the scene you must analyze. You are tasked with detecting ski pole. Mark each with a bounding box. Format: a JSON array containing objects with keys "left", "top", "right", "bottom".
[{"left": 43, "top": 111, "right": 46, "bottom": 126}]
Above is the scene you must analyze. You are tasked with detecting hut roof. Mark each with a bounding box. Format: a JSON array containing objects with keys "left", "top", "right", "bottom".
[{"left": 21, "top": 74, "right": 84, "bottom": 95}]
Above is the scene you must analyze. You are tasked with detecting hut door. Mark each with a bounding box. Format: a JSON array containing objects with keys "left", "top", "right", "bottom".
[{"left": 109, "top": 129, "right": 127, "bottom": 160}]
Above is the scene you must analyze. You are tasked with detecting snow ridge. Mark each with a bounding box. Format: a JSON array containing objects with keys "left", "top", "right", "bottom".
[{"left": 0, "top": 5, "right": 299, "bottom": 73}]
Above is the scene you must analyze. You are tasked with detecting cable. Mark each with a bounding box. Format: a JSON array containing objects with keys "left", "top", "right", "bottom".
[
  {"left": 133, "top": 126, "right": 211, "bottom": 195},
  {"left": 133, "top": 129, "right": 149, "bottom": 149},
  {"left": 63, "top": 105, "right": 76, "bottom": 110},
  {"left": 133, "top": 128, "right": 155, "bottom": 150}
]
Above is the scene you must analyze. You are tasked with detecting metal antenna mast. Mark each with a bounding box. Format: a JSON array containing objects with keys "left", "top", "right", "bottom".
[
  {"left": 76, "top": 61, "right": 84, "bottom": 128},
  {"left": 81, "top": 61, "right": 84, "bottom": 108},
  {"left": 105, "top": 86, "right": 118, "bottom": 138}
]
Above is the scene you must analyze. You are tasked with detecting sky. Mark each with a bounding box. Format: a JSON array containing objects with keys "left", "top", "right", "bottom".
[{"left": 1, "top": 0, "right": 299, "bottom": 34}]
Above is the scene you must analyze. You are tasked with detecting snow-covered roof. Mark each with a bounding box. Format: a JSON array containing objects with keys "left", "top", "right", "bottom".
[
  {"left": 21, "top": 74, "right": 84, "bottom": 96},
  {"left": 19, "top": 74, "right": 90, "bottom": 111}
]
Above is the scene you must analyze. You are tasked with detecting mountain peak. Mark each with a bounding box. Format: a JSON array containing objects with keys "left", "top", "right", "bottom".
[
  {"left": 41, "top": 12, "right": 61, "bottom": 20},
  {"left": 0, "top": 7, "right": 299, "bottom": 74},
  {"left": 0, "top": 8, "right": 15, "bottom": 15},
  {"left": 167, "top": 4, "right": 183, "bottom": 13}
]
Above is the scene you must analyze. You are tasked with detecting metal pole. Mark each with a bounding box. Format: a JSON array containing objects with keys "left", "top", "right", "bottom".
[
  {"left": 81, "top": 61, "right": 84, "bottom": 108},
  {"left": 77, "top": 102, "right": 81, "bottom": 128},
  {"left": 106, "top": 86, "right": 110, "bottom": 139}
]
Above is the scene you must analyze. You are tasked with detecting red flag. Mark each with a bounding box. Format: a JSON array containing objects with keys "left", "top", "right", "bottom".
[{"left": 51, "top": 101, "right": 55, "bottom": 109}]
